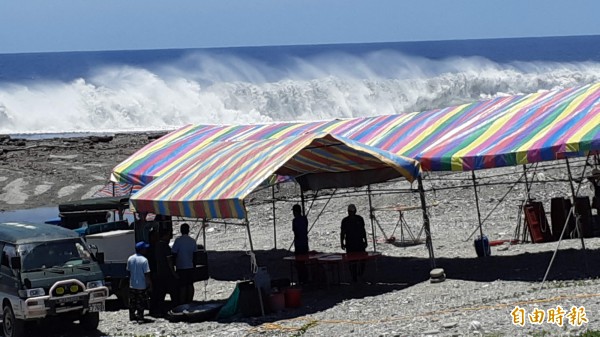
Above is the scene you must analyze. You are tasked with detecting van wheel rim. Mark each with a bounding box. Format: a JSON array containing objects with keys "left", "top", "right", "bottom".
[{"left": 4, "top": 307, "right": 14, "bottom": 336}]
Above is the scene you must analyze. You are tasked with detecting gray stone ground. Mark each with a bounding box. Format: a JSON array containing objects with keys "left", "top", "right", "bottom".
[{"left": 2, "top": 134, "right": 600, "bottom": 336}]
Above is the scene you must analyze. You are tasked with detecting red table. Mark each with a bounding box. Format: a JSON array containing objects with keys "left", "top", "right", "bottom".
[{"left": 284, "top": 252, "right": 381, "bottom": 285}]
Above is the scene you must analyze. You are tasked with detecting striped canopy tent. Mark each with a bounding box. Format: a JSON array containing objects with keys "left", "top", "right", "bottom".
[
  {"left": 326, "top": 82, "right": 600, "bottom": 171},
  {"left": 112, "top": 83, "right": 600, "bottom": 183},
  {"left": 126, "top": 133, "right": 421, "bottom": 219}
]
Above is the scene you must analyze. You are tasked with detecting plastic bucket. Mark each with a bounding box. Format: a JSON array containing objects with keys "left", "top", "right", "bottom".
[
  {"left": 269, "top": 292, "right": 285, "bottom": 312},
  {"left": 284, "top": 287, "right": 302, "bottom": 308}
]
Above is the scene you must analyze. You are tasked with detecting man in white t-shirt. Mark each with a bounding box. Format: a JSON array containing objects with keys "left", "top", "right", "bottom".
[
  {"left": 126, "top": 241, "right": 152, "bottom": 322},
  {"left": 171, "top": 223, "right": 197, "bottom": 304}
]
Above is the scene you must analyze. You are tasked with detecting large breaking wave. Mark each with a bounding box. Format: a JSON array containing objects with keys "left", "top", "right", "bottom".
[{"left": 2, "top": 50, "right": 600, "bottom": 135}]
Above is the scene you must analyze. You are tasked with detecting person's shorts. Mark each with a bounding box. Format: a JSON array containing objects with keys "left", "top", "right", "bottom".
[{"left": 177, "top": 268, "right": 195, "bottom": 286}]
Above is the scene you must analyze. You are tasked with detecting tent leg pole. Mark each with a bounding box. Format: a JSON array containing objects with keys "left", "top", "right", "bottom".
[
  {"left": 272, "top": 185, "right": 277, "bottom": 249},
  {"left": 471, "top": 171, "right": 485, "bottom": 241},
  {"left": 367, "top": 185, "right": 377, "bottom": 252},
  {"left": 245, "top": 218, "right": 255, "bottom": 253},
  {"left": 523, "top": 164, "right": 532, "bottom": 201},
  {"left": 521, "top": 164, "right": 532, "bottom": 242},
  {"left": 540, "top": 208, "right": 573, "bottom": 290},
  {"left": 202, "top": 218, "right": 207, "bottom": 249},
  {"left": 300, "top": 189, "right": 306, "bottom": 216},
  {"left": 565, "top": 158, "right": 589, "bottom": 275},
  {"left": 418, "top": 175, "right": 436, "bottom": 269}
]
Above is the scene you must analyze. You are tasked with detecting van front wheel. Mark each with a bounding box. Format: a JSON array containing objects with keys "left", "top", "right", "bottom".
[
  {"left": 3, "top": 304, "right": 25, "bottom": 337},
  {"left": 80, "top": 311, "right": 100, "bottom": 330}
]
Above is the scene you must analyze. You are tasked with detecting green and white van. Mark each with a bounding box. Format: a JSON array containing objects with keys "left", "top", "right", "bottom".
[{"left": 0, "top": 222, "right": 108, "bottom": 337}]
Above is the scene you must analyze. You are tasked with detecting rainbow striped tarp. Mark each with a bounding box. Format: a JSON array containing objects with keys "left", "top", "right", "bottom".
[
  {"left": 125, "top": 133, "right": 421, "bottom": 219},
  {"left": 112, "top": 82, "right": 600, "bottom": 218}
]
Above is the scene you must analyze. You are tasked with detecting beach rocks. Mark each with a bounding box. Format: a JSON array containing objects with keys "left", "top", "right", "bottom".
[{"left": 2, "top": 133, "right": 600, "bottom": 336}]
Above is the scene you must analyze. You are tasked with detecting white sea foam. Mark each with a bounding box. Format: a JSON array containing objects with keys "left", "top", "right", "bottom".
[{"left": 1, "top": 51, "right": 600, "bottom": 134}]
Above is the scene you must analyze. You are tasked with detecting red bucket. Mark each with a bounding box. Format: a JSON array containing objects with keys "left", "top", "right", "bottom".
[
  {"left": 284, "top": 287, "right": 302, "bottom": 308},
  {"left": 269, "top": 292, "right": 285, "bottom": 312}
]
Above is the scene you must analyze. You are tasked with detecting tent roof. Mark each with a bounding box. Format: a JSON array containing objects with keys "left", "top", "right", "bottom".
[
  {"left": 113, "top": 83, "right": 600, "bottom": 181},
  {"left": 128, "top": 133, "right": 421, "bottom": 219}
]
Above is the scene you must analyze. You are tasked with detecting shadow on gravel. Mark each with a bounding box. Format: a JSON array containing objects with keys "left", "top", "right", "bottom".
[
  {"left": 202, "top": 246, "right": 600, "bottom": 325},
  {"left": 20, "top": 319, "right": 108, "bottom": 337},
  {"left": 436, "top": 247, "right": 600, "bottom": 282}
]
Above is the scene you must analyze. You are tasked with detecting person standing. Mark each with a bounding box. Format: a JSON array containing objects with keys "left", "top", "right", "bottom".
[
  {"left": 340, "top": 204, "right": 368, "bottom": 282},
  {"left": 152, "top": 228, "right": 178, "bottom": 315},
  {"left": 126, "top": 241, "right": 152, "bottom": 322},
  {"left": 292, "top": 204, "right": 309, "bottom": 284},
  {"left": 172, "top": 223, "right": 198, "bottom": 304}
]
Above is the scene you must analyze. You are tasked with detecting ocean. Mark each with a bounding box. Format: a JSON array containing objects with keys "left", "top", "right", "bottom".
[{"left": 2, "top": 35, "right": 600, "bottom": 136}]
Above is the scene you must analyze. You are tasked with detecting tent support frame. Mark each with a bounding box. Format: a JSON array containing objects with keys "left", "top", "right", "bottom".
[
  {"left": 471, "top": 171, "right": 486, "bottom": 249},
  {"left": 418, "top": 175, "right": 436, "bottom": 269},
  {"left": 272, "top": 185, "right": 277, "bottom": 249},
  {"left": 565, "top": 157, "right": 589, "bottom": 274},
  {"left": 367, "top": 185, "right": 377, "bottom": 252}
]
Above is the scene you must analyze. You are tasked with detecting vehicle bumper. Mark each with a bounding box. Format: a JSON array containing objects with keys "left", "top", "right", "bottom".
[{"left": 22, "top": 279, "right": 109, "bottom": 319}]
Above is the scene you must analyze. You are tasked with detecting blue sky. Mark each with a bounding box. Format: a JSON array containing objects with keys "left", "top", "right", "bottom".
[{"left": 1, "top": 0, "right": 599, "bottom": 54}]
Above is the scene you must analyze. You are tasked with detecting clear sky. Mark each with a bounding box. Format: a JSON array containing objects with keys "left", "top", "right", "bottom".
[{"left": 2, "top": 0, "right": 600, "bottom": 54}]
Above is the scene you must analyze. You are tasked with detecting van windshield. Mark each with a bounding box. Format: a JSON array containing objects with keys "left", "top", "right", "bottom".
[{"left": 18, "top": 239, "right": 93, "bottom": 272}]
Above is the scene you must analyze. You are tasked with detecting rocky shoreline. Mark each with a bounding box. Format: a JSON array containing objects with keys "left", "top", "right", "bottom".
[{"left": 2, "top": 133, "right": 600, "bottom": 336}]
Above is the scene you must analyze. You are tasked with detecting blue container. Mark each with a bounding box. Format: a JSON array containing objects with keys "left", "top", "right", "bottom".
[{"left": 474, "top": 235, "right": 491, "bottom": 257}]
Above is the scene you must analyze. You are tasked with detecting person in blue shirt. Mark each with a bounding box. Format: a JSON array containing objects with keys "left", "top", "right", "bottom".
[
  {"left": 292, "top": 204, "right": 309, "bottom": 284},
  {"left": 126, "top": 241, "right": 152, "bottom": 322},
  {"left": 172, "top": 223, "right": 198, "bottom": 304}
]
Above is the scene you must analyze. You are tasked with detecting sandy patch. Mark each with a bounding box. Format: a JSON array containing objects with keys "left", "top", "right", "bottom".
[
  {"left": 81, "top": 185, "right": 105, "bottom": 199},
  {"left": 70, "top": 166, "right": 86, "bottom": 170},
  {"left": 0, "top": 178, "right": 29, "bottom": 205},
  {"left": 49, "top": 154, "right": 79, "bottom": 159},
  {"left": 57, "top": 184, "right": 83, "bottom": 198},
  {"left": 47, "top": 161, "right": 72, "bottom": 166},
  {"left": 34, "top": 184, "right": 52, "bottom": 196}
]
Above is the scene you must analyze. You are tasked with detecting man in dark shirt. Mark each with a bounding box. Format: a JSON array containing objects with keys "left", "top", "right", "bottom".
[
  {"left": 151, "top": 228, "right": 178, "bottom": 316},
  {"left": 340, "top": 204, "right": 368, "bottom": 282},
  {"left": 292, "top": 204, "right": 309, "bottom": 284}
]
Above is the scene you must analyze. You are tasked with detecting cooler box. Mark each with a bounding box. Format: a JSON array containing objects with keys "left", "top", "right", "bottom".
[
  {"left": 85, "top": 229, "right": 135, "bottom": 263},
  {"left": 474, "top": 235, "right": 491, "bottom": 257}
]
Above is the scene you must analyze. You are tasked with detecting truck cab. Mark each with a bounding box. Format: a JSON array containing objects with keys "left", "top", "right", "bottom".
[{"left": 0, "top": 222, "right": 109, "bottom": 337}]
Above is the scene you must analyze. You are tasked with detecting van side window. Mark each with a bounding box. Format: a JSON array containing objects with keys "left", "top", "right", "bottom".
[
  {"left": 1, "top": 245, "right": 16, "bottom": 271},
  {"left": 0, "top": 243, "right": 6, "bottom": 267}
]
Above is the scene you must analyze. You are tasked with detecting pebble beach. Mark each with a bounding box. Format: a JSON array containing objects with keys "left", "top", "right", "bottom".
[{"left": 2, "top": 133, "right": 600, "bottom": 337}]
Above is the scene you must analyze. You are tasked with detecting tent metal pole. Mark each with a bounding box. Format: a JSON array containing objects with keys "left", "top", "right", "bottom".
[
  {"left": 367, "top": 185, "right": 377, "bottom": 252},
  {"left": 523, "top": 164, "right": 532, "bottom": 201},
  {"left": 565, "top": 157, "right": 589, "bottom": 275},
  {"left": 417, "top": 175, "right": 436, "bottom": 269},
  {"left": 539, "top": 207, "right": 573, "bottom": 290},
  {"left": 471, "top": 171, "right": 485, "bottom": 240},
  {"left": 300, "top": 189, "right": 306, "bottom": 216},
  {"left": 272, "top": 185, "right": 277, "bottom": 249},
  {"left": 245, "top": 217, "right": 255, "bottom": 253},
  {"left": 202, "top": 218, "right": 207, "bottom": 249}
]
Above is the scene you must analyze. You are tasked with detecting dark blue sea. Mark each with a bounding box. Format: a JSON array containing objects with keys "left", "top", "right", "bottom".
[{"left": 2, "top": 35, "right": 600, "bottom": 135}]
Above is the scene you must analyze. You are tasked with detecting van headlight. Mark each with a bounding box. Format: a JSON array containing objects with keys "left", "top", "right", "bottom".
[
  {"left": 86, "top": 280, "right": 104, "bottom": 289},
  {"left": 19, "top": 288, "right": 45, "bottom": 298}
]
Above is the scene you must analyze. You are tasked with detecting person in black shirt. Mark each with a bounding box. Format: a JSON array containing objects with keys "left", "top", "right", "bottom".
[
  {"left": 292, "top": 204, "right": 309, "bottom": 284},
  {"left": 150, "top": 228, "right": 178, "bottom": 316},
  {"left": 340, "top": 204, "right": 368, "bottom": 282}
]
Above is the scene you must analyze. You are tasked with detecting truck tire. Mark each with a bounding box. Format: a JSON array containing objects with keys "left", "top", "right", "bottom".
[
  {"left": 3, "top": 304, "right": 25, "bottom": 337},
  {"left": 80, "top": 312, "right": 100, "bottom": 330}
]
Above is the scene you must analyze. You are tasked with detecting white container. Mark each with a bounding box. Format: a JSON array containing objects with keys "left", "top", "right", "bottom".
[{"left": 85, "top": 229, "right": 135, "bottom": 263}]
